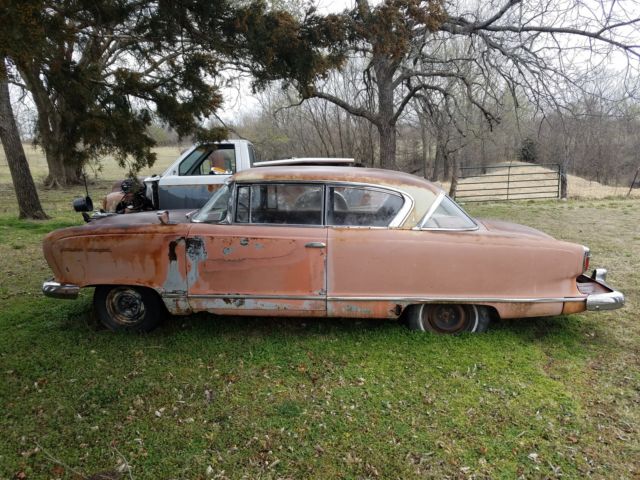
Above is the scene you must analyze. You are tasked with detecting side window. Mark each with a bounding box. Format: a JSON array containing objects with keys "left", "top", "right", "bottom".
[
  {"left": 178, "top": 145, "right": 237, "bottom": 176},
  {"left": 328, "top": 186, "right": 403, "bottom": 227},
  {"left": 421, "top": 195, "right": 476, "bottom": 229},
  {"left": 235, "top": 184, "right": 323, "bottom": 225}
]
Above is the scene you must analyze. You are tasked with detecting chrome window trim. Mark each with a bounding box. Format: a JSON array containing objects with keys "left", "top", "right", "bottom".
[
  {"left": 413, "top": 191, "right": 478, "bottom": 231},
  {"left": 231, "top": 182, "right": 326, "bottom": 228},
  {"left": 230, "top": 180, "right": 415, "bottom": 228},
  {"left": 325, "top": 183, "right": 413, "bottom": 228}
]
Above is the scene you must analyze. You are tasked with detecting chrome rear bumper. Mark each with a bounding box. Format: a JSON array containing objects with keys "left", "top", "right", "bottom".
[
  {"left": 586, "top": 290, "right": 625, "bottom": 311},
  {"left": 585, "top": 269, "right": 625, "bottom": 311},
  {"left": 42, "top": 280, "right": 80, "bottom": 299}
]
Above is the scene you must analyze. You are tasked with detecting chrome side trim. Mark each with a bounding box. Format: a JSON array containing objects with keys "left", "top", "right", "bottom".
[
  {"left": 185, "top": 293, "right": 324, "bottom": 301},
  {"left": 586, "top": 290, "right": 625, "bottom": 311},
  {"left": 327, "top": 295, "right": 585, "bottom": 304},
  {"left": 42, "top": 281, "right": 80, "bottom": 299},
  {"left": 169, "top": 292, "right": 624, "bottom": 310}
]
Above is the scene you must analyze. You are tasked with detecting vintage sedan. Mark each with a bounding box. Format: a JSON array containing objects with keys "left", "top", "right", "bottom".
[{"left": 42, "top": 166, "right": 624, "bottom": 334}]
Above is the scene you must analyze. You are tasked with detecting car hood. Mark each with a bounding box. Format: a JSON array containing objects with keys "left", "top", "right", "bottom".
[
  {"left": 90, "top": 209, "right": 193, "bottom": 226},
  {"left": 477, "top": 218, "right": 553, "bottom": 240}
]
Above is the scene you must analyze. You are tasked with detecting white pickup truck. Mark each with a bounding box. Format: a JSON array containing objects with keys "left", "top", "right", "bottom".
[
  {"left": 90, "top": 140, "right": 354, "bottom": 215},
  {"left": 103, "top": 139, "right": 258, "bottom": 212}
]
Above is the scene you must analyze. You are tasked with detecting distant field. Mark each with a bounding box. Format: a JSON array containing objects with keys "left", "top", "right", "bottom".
[
  {"left": 453, "top": 162, "right": 640, "bottom": 201},
  {"left": 0, "top": 144, "right": 183, "bottom": 184}
]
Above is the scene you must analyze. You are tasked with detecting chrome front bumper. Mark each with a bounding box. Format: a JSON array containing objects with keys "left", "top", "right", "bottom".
[
  {"left": 42, "top": 280, "right": 80, "bottom": 299},
  {"left": 585, "top": 269, "right": 625, "bottom": 311}
]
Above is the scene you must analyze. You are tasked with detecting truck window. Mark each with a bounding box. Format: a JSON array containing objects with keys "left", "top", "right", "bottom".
[{"left": 178, "top": 144, "right": 237, "bottom": 176}]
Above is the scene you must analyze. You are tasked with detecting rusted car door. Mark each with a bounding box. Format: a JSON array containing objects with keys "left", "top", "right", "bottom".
[{"left": 186, "top": 183, "right": 328, "bottom": 315}]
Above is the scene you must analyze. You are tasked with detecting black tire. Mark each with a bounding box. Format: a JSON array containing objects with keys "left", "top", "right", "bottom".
[
  {"left": 93, "top": 285, "right": 165, "bottom": 332},
  {"left": 405, "top": 304, "right": 491, "bottom": 334}
]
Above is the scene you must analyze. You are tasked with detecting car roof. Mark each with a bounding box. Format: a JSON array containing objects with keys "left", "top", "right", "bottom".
[{"left": 232, "top": 166, "right": 441, "bottom": 194}]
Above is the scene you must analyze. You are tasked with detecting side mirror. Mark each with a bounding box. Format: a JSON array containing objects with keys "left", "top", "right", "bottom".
[{"left": 72, "top": 196, "right": 93, "bottom": 212}]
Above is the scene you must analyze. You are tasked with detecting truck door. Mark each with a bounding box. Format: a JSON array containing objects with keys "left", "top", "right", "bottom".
[{"left": 158, "top": 144, "right": 236, "bottom": 209}]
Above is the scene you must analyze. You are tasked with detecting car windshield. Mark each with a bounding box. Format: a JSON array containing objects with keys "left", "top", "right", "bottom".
[{"left": 192, "top": 184, "right": 231, "bottom": 223}]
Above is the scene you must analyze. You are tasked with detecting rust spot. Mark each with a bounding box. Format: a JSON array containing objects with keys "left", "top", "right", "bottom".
[
  {"left": 186, "top": 237, "right": 206, "bottom": 259},
  {"left": 562, "top": 301, "right": 586, "bottom": 315},
  {"left": 168, "top": 240, "right": 179, "bottom": 262}
]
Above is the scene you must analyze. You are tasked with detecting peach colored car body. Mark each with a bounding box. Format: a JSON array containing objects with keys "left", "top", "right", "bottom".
[{"left": 42, "top": 166, "right": 623, "bottom": 324}]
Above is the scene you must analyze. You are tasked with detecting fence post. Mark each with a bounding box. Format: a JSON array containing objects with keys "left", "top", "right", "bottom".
[
  {"left": 628, "top": 167, "right": 639, "bottom": 197},
  {"left": 506, "top": 164, "right": 511, "bottom": 200},
  {"left": 559, "top": 164, "right": 567, "bottom": 199}
]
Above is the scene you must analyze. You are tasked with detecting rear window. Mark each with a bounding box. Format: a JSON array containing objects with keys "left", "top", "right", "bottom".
[{"left": 328, "top": 186, "right": 404, "bottom": 227}]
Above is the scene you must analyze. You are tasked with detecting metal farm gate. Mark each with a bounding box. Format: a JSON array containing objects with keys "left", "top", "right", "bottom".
[{"left": 454, "top": 163, "right": 561, "bottom": 202}]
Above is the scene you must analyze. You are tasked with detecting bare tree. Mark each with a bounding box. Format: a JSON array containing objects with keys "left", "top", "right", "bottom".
[{"left": 300, "top": 0, "right": 640, "bottom": 170}]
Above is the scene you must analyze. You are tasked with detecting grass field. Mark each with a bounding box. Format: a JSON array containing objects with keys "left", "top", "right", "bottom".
[
  {"left": 0, "top": 160, "right": 638, "bottom": 478},
  {"left": 0, "top": 145, "right": 183, "bottom": 185}
]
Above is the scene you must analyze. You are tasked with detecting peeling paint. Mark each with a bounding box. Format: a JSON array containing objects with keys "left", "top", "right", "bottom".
[{"left": 186, "top": 236, "right": 207, "bottom": 287}]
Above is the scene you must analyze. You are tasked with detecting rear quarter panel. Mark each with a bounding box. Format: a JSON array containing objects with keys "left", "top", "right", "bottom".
[{"left": 327, "top": 227, "right": 585, "bottom": 318}]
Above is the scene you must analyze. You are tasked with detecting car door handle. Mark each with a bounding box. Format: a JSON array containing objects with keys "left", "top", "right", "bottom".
[{"left": 305, "top": 242, "right": 326, "bottom": 248}]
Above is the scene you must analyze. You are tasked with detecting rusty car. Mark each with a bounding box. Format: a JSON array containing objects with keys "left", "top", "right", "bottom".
[{"left": 43, "top": 166, "right": 624, "bottom": 334}]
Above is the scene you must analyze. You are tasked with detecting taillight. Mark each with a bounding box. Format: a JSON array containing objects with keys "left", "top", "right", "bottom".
[{"left": 583, "top": 247, "right": 591, "bottom": 272}]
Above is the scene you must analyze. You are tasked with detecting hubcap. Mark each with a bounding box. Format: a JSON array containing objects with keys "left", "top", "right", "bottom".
[
  {"left": 423, "top": 304, "right": 468, "bottom": 333},
  {"left": 106, "top": 287, "right": 145, "bottom": 325}
]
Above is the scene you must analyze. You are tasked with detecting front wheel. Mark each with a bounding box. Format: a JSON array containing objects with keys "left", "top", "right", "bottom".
[
  {"left": 94, "top": 285, "right": 165, "bottom": 332},
  {"left": 405, "top": 304, "right": 490, "bottom": 334}
]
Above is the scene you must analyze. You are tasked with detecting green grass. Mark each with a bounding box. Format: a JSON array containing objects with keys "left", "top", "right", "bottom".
[{"left": 0, "top": 183, "right": 638, "bottom": 478}]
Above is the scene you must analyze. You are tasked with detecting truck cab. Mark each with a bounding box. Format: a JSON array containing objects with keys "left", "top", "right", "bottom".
[
  {"left": 145, "top": 139, "right": 257, "bottom": 210},
  {"left": 103, "top": 139, "right": 257, "bottom": 212}
]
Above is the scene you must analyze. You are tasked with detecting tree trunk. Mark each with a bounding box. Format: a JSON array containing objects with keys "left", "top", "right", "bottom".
[
  {"left": 0, "top": 60, "right": 49, "bottom": 219},
  {"left": 17, "top": 64, "right": 82, "bottom": 187},
  {"left": 377, "top": 122, "right": 397, "bottom": 170},
  {"left": 433, "top": 141, "right": 443, "bottom": 180},
  {"left": 419, "top": 114, "right": 429, "bottom": 178},
  {"left": 448, "top": 155, "right": 458, "bottom": 198},
  {"left": 375, "top": 61, "right": 397, "bottom": 170}
]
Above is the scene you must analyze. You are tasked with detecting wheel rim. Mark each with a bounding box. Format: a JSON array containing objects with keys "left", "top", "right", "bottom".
[
  {"left": 105, "top": 287, "right": 145, "bottom": 326},
  {"left": 422, "top": 304, "right": 470, "bottom": 334}
]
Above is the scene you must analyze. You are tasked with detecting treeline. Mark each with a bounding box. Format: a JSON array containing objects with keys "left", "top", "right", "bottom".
[
  {"left": 234, "top": 78, "right": 640, "bottom": 188},
  {"left": 2, "top": 0, "right": 639, "bottom": 218}
]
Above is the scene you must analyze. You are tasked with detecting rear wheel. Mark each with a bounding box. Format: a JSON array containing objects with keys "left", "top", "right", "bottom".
[
  {"left": 405, "top": 304, "right": 490, "bottom": 334},
  {"left": 94, "top": 285, "right": 164, "bottom": 332}
]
